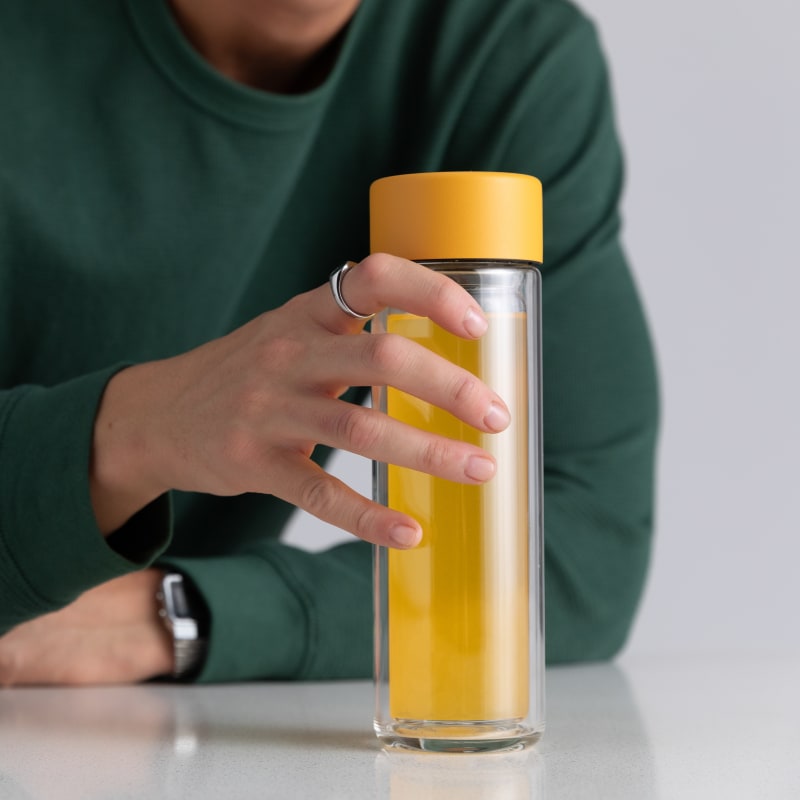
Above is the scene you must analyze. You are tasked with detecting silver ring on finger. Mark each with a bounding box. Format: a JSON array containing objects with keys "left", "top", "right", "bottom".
[{"left": 329, "top": 261, "right": 376, "bottom": 321}]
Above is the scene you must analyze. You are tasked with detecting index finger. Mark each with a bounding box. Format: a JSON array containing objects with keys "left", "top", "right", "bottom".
[{"left": 313, "top": 253, "right": 489, "bottom": 338}]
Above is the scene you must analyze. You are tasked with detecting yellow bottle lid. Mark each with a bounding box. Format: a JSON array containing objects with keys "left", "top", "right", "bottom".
[{"left": 370, "top": 171, "right": 542, "bottom": 264}]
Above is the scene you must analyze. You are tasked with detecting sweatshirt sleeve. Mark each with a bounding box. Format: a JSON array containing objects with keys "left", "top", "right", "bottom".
[
  {"left": 540, "top": 237, "right": 659, "bottom": 662},
  {"left": 503, "top": 11, "right": 659, "bottom": 660},
  {"left": 164, "top": 539, "right": 372, "bottom": 682},
  {"left": 0, "top": 367, "right": 172, "bottom": 633}
]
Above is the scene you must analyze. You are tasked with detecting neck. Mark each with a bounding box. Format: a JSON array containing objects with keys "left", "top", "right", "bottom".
[{"left": 168, "top": 0, "right": 360, "bottom": 93}]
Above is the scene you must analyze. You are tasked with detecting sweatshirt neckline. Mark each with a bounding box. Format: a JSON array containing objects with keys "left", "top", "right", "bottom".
[{"left": 124, "top": 0, "right": 366, "bottom": 131}]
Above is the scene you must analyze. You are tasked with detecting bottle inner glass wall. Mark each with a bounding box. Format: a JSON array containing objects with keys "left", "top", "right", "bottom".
[{"left": 385, "top": 303, "right": 530, "bottom": 724}]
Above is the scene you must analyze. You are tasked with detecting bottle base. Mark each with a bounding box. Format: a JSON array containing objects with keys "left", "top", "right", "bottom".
[{"left": 376, "top": 719, "right": 543, "bottom": 753}]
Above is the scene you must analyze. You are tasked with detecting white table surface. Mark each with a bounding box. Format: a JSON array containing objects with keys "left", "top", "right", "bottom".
[{"left": 0, "top": 653, "right": 797, "bottom": 799}]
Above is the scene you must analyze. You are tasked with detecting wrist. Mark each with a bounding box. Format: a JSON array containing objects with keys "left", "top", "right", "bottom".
[{"left": 90, "top": 364, "right": 168, "bottom": 534}]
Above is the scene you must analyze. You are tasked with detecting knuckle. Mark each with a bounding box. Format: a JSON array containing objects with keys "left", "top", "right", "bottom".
[
  {"left": 232, "top": 384, "right": 266, "bottom": 421},
  {"left": 450, "top": 371, "right": 480, "bottom": 408},
  {"left": 335, "top": 406, "right": 383, "bottom": 453},
  {"left": 219, "top": 425, "right": 260, "bottom": 470},
  {"left": 419, "top": 437, "right": 452, "bottom": 474},
  {"left": 362, "top": 333, "right": 407, "bottom": 374},
  {"left": 359, "top": 253, "right": 393, "bottom": 288},
  {"left": 298, "top": 474, "right": 339, "bottom": 518},
  {"left": 429, "top": 272, "right": 456, "bottom": 307},
  {"left": 256, "top": 334, "right": 306, "bottom": 371},
  {"left": 353, "top": 503, "right": 381, "bottom": 541},
  {"left": 279, "top": 290, "right": 315, "bottom": 321}
]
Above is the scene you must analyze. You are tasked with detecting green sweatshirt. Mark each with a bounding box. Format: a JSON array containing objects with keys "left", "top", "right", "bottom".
[{"left": 0, "top": 0, "right": 658, "bottom": 680}]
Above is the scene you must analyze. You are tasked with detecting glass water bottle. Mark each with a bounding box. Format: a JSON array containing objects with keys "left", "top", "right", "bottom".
[{"left": 371, "top": 172, "right": 545, "bottom": 752}]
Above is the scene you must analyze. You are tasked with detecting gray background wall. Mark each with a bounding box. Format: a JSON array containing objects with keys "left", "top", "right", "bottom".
[{"left": 285, "top": 0, "right": 800, "bottom": 659}]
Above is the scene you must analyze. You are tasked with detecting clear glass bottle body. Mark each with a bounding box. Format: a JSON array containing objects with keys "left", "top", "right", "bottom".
[{"left": 373, "top": 262, "right": 544, "bottom": 752}]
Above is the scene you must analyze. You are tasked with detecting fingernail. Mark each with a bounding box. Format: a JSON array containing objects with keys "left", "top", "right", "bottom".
[
  {"left": 484, "top": 402, "right": 511, "bottom": 432},
  {"left": 463, "top": 307, "right": 488, "bottom": 337},
  {"left": 465, "top": 455, "right": 496, "bottom": 482},
  {"left": 389, "top": 524, "right": 422, "bottom": 548}
]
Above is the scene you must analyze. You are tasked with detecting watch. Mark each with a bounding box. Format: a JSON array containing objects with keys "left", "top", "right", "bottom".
[{"left": 156, "top": 572, "right": 208, "bottom": 680}]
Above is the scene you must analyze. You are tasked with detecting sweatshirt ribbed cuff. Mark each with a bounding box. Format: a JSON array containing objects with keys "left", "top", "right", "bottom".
[{"left": 0, "top": 367, "right": 172, "bottom": 628}]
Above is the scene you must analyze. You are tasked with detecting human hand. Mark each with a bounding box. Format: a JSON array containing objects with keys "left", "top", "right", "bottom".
[
  {"left": 90, "top": 254, "right": 510, "bottom": 547},
  {"left": 0, "top": 570, "right": 172, "bottom": 686}
]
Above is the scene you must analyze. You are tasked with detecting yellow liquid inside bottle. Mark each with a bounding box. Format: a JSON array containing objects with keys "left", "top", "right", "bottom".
[{"left": 387, "top": 312, "right": 530, "bottom": 722}]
